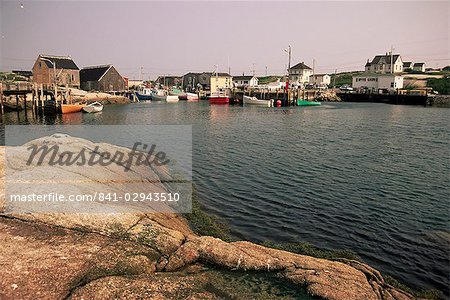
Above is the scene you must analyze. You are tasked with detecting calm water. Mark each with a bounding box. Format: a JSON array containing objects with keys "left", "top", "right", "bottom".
[{"left": 2, "top": 102, "right": 449, "bottom": 295}]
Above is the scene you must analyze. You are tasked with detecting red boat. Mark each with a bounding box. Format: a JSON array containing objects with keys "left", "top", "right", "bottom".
[{"left": 208, "top": 93, "right": 229, "bottom": 104}]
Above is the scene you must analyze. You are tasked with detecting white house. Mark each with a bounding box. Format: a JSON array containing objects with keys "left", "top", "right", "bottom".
[
  {"left": 289, "top": 62, "right": 313, "bottom": 84},
  {"left": 413, "top": 63, "right": 426, "bottom": 72},
  {"left": 365, "top": 53, "right": 403, "bottom": 74},
  {"left": 233, "top": 75, "right": 259, "bottom": 88},
  {"left": 352, "top": 73, "right": 403, "bottom": 90},
  {"left": 309, "top": 74, "right": 331, "bottom": 86},
  {"left": 259, "top": 79, "right": 286, "bottom": 91},
  {"left": 403, "top": 62, "right": 413, "bottom": 70}
]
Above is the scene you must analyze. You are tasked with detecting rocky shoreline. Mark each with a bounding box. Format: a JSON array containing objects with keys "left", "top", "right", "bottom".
[{"left": 0, "top": 136, "right": 416, "bottom": 300}]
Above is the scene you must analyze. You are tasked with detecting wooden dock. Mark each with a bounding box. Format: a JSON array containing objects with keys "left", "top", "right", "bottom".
[{"left": 0, "top": 81, "right": 62, "bottom": 115}]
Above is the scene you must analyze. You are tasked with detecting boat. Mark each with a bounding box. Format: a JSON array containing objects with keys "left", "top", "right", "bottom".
[
  {"left": 208, "top": 67, "right": 230, "bottom": 104},
  {"left": 82, "top": 101, "right": 103, "bottom": 113},
  {"left": 135, "top": 88, "right": 152, "bottom": 101},
  {"left": 186, "top": 93, "right": 199, "bottom": 101},
  {"left": 61, "top": 103, "right": 86, "bottom": 114},
  {"left": 297, "top": 99, "right": 321, "bottom": 106},
  {"left": 243, "top": 95, "right": 273, "bottom": 107},
  {"left": 166, "top": 95, "right": 180, "bottom": 103},
  {"left": 151, "top": 90, "right": 167, "bottom": 101},
  {"left": 208, "top": 94, "right": 229, "bottom": 104}
]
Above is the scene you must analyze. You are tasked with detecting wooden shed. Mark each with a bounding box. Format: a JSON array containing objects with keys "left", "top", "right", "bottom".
[{"left": 80, "top": 65, "right": 125, "bottom": 92}]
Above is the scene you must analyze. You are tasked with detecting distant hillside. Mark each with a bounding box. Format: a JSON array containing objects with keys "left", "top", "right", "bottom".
[
  {"left": 330, "top": 71, "right": 363, "bottom": 87},
  {"left": 257, "top": 76, "right": 283, "bottom": 84},
  {"left": 0, "top": 72, "right": 29, "bottom": 82}
]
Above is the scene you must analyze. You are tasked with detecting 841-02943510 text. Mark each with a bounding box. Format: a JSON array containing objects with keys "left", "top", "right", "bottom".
[{"left": 9, "top": 192, "right": 180, "bottom": 202}]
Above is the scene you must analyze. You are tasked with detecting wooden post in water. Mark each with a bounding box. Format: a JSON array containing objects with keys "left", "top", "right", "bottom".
[
  {"left": 23, "top": 94, "right": 27, "bottom": 112},
  {"left": 16, "top": 95, "right": 19, "bottom": 111},
  {"left": 65, "top": 84, "right": 69, "bottom": 104},
  {"left": 0, "top": 82, "right": 4, "bottom": 114},
  {"left": 40, "top": 84, "right": 44, "bottom": 109}
]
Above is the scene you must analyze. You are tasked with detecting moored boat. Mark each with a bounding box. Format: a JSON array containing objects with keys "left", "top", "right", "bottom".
[
  {"left": 186, "top": 92, "right": 199, "bottom": 101},
  {"left": 61, "top": 103, "right": 86, "bottom": 114},
  {"left": 243, "top": 95, "right": 273, "bottom": 107},
  {"left": 82, "top": 101, "right": 103, "bottom": 113},
  {"left": 166, "top": 95, "right": 180, "bottom": 103},
  {"left": 151, "top": 90, "right": 167, "bottom": 101},
  {"left": 135, "top": 87, "right": 152, "bottom": 101},
  {"left": 297, "top": 99, "right": 321, "bottom": 106},
  {"left": 208, "top": 92, "right": 229, "bottom": 104}
]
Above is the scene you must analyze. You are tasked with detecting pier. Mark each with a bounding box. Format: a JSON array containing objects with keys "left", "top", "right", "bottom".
[
  {"left": 0, "top": 82, "right": 64, "bottom": 115},
  {"left": 337, "top": 91, "right": 429, "bottom": 106}
]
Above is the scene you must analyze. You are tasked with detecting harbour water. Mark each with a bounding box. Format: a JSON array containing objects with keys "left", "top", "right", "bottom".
[{"left": 1, "top": 101, "right": 449, "bottom": 295}]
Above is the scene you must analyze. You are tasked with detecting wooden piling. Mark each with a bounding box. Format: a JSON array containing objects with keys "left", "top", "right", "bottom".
[
  {"left": 40, "top": 84, "right": 44, "bottom": 109},
  {"left": 0, "top": 82, "right": 4, "bottom": 114}
]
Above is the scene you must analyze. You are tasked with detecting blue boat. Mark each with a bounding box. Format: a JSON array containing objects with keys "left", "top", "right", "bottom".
[{"left": 135, "top": 88, "right": 152, "bottom": 101}]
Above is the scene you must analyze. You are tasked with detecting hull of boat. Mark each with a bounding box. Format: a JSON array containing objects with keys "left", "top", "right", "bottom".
[
  {"left": 166, "top": 95, "right": 180, "bottom": 103},
  {"left": 82, "top": 103, "right": 103, "bottom": 113},
  {"left": 186, "top": 93, "right": 199, "bottom": 101},
  {"left": 208, "top": 96, "right": 229, "bottom": 104},
  {"left": 152, "top": 94, "right": 166, "bottom": 101},
  {"left": 61, "top": 103, "right": 86, "bottom": 114},
  {"left": 297, "top": 100, "right": 321, "bottom": 106},
  {"left": 135, "top": 92, "right": 152, "bottom": 101},
  {"left": 243, "top": 96, "right": 273, "bottom": 107}
]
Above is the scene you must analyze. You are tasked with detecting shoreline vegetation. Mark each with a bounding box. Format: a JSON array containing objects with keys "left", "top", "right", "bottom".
[{"left": 0, "top": 135, "right": 444, "bottom": 299}]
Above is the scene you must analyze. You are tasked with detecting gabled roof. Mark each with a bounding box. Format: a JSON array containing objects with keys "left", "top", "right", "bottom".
[
  {"left": 403, "top": 62, "right": 413, "bottom": 67},
  {"left": 183, "top": 72, "right": 202, "bottom": 77},
  {"left": 413, "top": 63, "right": 425, "bottom": 67},
  {"left": 365, "top": 61, "right": 372, "bottom": 67},
  {"left": 39, "top": 54, "right": 79, "bottom": 70},
  {"left": 233, "top": 75, "right": 254, "bottom": 81},
  {"left": 80, "top": 65, "right": 112, "bottom": 82},
  {"left": 290, "top": 62, "right": 312, "bottom": 70},
  {"left": 370, "top": 54, "right": 401, "bottom": 65}
]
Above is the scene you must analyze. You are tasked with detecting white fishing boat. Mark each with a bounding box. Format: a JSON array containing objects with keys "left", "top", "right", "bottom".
[
  {"left": 243, "top": 95, "right": 273, "bottom": 107},
  {"left": 82, "top": 101, "right": 103, "bottom": 113},
  {"left": 186, "top": 92, "right": 199, "bottom": 101},
  {"left": 166, "top": 95, "right": 180, "bottom": 103}
]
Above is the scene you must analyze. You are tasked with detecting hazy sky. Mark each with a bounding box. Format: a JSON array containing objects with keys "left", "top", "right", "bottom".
[{"left": 1, "top": 1, "right": 449, "bottom": 79}]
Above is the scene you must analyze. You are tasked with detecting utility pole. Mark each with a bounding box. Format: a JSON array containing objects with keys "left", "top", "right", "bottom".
[
  {"left": 313, "top": 58, "right": 315, "bottom": 76},
  {"left": 390, "top": 45, "right": 394, "bottom": 74},
  {"left": 265, "top": 66, "right": 268, "bottom": 76},
  {"left": 333, "top": 69, "right": 337, "bottom": 88},
  {"left": 284, "top": 45, "right": 291, "bottom": 106},
  {"left": 40, "top": 57, "right": 58, "bottom": 106}
]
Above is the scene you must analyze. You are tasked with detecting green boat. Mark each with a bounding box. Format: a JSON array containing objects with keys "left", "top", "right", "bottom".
[{"left": 297, "top": 99, "right": 321, "bottom": 106}]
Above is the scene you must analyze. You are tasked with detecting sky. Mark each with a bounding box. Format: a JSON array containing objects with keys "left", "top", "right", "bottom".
[{"left": 0, "top": 1, "right": 449, "bottom": 79}]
